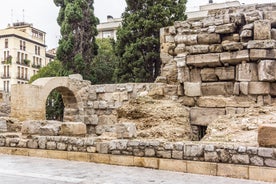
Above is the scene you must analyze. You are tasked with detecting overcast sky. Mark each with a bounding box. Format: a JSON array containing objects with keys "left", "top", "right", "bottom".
[{"left": 0, "top": 0, "right": 275, "bottom": 49}]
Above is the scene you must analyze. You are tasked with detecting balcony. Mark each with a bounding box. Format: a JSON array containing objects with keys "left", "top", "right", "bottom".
[
  {"left": 16, "top": 76, "right": 29, "bottom": 81},
  {"left": 1, "top": 56, "right": 12, "bottom": 65},
  {"left": 16, "top": 59, "right": 31, "bottom": 67},
  {"left": 32, "top": 64, "right": 41, "bottom": 69},
  {"left": 1, "top": 75, "right": 11, "bottom": 79}
]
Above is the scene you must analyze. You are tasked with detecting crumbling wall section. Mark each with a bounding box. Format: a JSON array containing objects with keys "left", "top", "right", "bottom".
[{"left": 159, "top": 3, "right": 276, "bottom": 128}]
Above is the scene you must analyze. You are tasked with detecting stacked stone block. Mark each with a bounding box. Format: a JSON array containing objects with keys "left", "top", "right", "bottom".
[{"left": 160, "top": 3, "right": 276, "bottom": 127}]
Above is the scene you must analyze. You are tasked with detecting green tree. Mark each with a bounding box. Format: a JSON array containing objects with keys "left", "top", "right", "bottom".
[
  {"left": 115, "top": 0, "right": 186, "bottom": 83},
  {"left": 89, "top": 38, "right": 117, "bottom": 84},
  {"left": 29, "top": 60, "right": 70, "bottom": 121},
  {"left": 54, "top": 0, "right": 98, "bottom": 79}
]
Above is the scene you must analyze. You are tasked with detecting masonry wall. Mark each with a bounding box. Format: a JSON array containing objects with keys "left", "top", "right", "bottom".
[{"left": 158, "top": 3, "right": 276, "bottom": 129}]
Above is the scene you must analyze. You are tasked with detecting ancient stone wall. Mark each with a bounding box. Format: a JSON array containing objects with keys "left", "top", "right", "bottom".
[
  {"left": 0, "top": 134, "right": 275, "bottom": 169},
  {"left": 159, "top": 3, "right": 276, "bottom": 129}
]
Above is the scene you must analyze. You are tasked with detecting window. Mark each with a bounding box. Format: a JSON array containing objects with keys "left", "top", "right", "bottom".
[
  {"left": 17, "top": 52, "right": 20, "bottom": 63},
  {"left": 3, "top": 66, "right": 6, "bottom": 77},
  {"left": 17, "top": 67, "right": 20, "bottom": 78},
  {"left": 23, "top": 41, "right": 26, "bottom": 51},
  {"left": 20, "top": 40, "right": 23, "bottom": 50},
  {"left": 103, "top": 31, "right": 113, "bottom": 38},
  {"left": 3, "top": 81, "right": 6, "bottom": 91},
  {"left": 35, "top": 45, "right": 37, "bottom": 55},
  {"left": 38, "top": 46, "right": 40, "bottom": 55},
  {"left": 21, "top": 53, "right": 24, "bottom": 63},
  {"left": 21, "top": 67, "right": 24, "bottom": 79},
  {"left": 25, "top": 68, "right": 28, "bottom": 79},
  {"left": 5, "top": 39, "right": 8, "bottom": 48},
  {"left": 7, "top": 81, "right": 9, "bottom": 92},
  {"left": 7, "top": 65, "right": 9, "bottom": 77}
]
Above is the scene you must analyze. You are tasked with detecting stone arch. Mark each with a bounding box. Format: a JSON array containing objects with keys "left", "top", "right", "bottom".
[{"left": 11, "top": 76, "right": 87, "bottom": 121}]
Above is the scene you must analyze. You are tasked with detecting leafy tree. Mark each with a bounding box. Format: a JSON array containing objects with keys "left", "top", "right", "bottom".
[
  {"left": 89, "top": 38, "right": 117, "bottom": 84},
  {"left": 115, "top": 0, "right": 186, "bottom": 83},
  {"left": 54, "top": 0, "right": 98, "bottom": 79},
  {"left": 29, "top": 60, "right": 70, "bottom": 121}
]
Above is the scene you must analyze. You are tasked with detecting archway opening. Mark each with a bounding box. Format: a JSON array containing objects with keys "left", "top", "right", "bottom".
[
  {"left": 45, "top": 87, "right": 78, "bottom": 122},
  {"left": 46, "top": 89, "right": 64, "bottom": 121}
]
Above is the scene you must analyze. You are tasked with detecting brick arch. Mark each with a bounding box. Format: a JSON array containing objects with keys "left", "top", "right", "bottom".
[{"left": 11, "top": 76, "right": 86, "bottom": 121}]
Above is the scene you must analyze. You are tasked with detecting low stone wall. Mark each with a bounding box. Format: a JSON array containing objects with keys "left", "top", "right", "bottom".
[
  {"left": 159, "top": 3, "right": 276, "bottom": 128},
  {"left": 0, "top": 134, "right": 275, "bottom": 169}
]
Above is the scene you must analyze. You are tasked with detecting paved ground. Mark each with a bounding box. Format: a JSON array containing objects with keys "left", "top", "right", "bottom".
[{"left": 0, "top": 154, "right": 270, "bottom": 184}]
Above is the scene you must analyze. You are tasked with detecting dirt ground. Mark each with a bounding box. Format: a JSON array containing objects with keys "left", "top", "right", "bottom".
[{"left": 117, "top": 96, "right": 193, "bottom": 142}]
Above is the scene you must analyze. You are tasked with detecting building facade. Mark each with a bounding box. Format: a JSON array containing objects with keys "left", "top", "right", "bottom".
[
  {"left": 0, "top": 22, "right": 51, "bottom": 92},
  {"left": 97, "top": 16, "right": 122, "bottom": 41}
]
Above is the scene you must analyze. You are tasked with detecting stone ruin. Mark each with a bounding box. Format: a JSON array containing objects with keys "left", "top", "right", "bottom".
[
  {"left": 0, "top": 3, "right": 275, "bottom": 182},
  {"left": 158, "top": 2, "right": 276, "bottom": 143}
]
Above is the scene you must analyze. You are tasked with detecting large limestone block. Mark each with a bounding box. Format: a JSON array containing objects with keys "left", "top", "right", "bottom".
[
  {"left": 190, "top": 68, "right": 201, "bottom": 82},
  {"left": 240, "top": 30, "right": 253, "bottom": 39},
  {"left": 264, "top": 11, "right": 276, "bottom": 27},
  {"left": 215, "top": 67, "right": 235, "bottom": 81},
  {"left": 240, "top": 82, "right": 249, "bottom": 95},
  {"left": 0, "top": 119, "right": 7, "bottom": 132},
  {"left": 186, "top": 45, "right": 209, "bottom": 54},
  {"left": 271, "top": 83, "right": 276, "bottom": 96},
  {"left": 177, "top": 67, "right": 190, "bottom": 83},
  {"left": 258, "top": 124, "right": 276, "bottom": 147},
  {"left": 248, "top": 40, "right": 276, "bottom": 49},
  {"left": 197, "top": 96, "right": 255, "bottom": 108},
  {"left": 222, "top": 34, "right": 240, "bottom": 42},
  {"left": 236, "top": 63, "right": 258, "bottom": 82},
  {"left": 201, "top": 82, "right": 234, "bottom": 96},
  {"left": 220, "top": 50, "right": 249, "bottom": 65},
  {"left": 21, "top": 120, "right": 61, "bottom": 136},
  {"left": 258, "top": 60, "right": 276, "bottom": 81},
  {"left": 161, "top": 61, "right": 177, "bottom": 84},
  {"left": 221, "top": 40, "right": 244, "bottom": 51},
  {"left": 59, "top": 122, "right": 86, "bottom": 136},
  {"left": 184, "top": 82, "right": 202, "bottom": 97},
  {"left": 215, "top": 23, "right": 236, "bottom": 34},
  {"left": 244, "top": 10, "right": 263, "bottom": 24},
  {"left": 186, "top": 53, "right": 221, "bottom": 67},
  {"left": 115, "top": 122, "right": 137, "bottom": 139},
  {"left": 254, "top": 20, "right": 271, "bottom": 40},
  {"left": 174, "top": 53, "right": 187, "bottom": 68},
  {"left": 190, "top": 107, "right": 225, "bottom": 126},
  {"left": 250, "top": 49, "right": 276, "bottom": 61},
  {"left": 197, "top": 33, "right": 221, "bottom": 44},
  {"left": 209, "top": 44, "right": 223, "bottom": 53},
  {"left": 248, "top": 82, "right": 270, "bottom": 95},
  {"left": 175, "top": 34, "right": 197, "bottom": 45},
  {"left": 200, "top": 68, "right": 217, "bottom": 82}
]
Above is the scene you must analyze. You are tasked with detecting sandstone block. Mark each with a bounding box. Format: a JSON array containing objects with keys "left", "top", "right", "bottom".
[
  {"left": 244, "top": 10, "right": 263, "bottom": 24},
  {"left": 133, "top": 157, "right": 158, "bottom": 169},
  {"left": 209, "top": 44, "right": 223, "bottom": 53},
  {"left": 184, "top": 82, "right": 202, "bottom": 97},
  {"left": 190, "top": 107, "right": 225, "bottom": 126},
  {"left": 186, "top": 53, "right": 221, "bottom": 67},
  {"left": 115, "top": 122, "right": 137, "bottom": 139},
  {"left": 215, "top": 67, "right": 235, "bottom": 81},
  {"left": 200, "top": 68, "right": 217, "bottom": 82},
  {"left": 174, "top": 53, "right": 187, "bottom": 68},
  {"left": 159, "top": 159, "right": 187, "bottom": 172},
  {"left": 248, "top": 82, "right": 270, "bottom": 95},
  {"left": 177, "top": 67, "right": 190, "bottom": 83},
  {"left": 250, "top": 49, "right": 276, "bottom": 61},
  {"left": 258, "top": 124, "right": 276, "bottom": 147},
  {"left": 222, "top": 34, "right": 240, "bottom": 42},
  {"left": 217, "top": 164, "right": 248, "bottom": 179},
  {"left": 109, "top": 155, "right": 134, "bottom": 166},
  {"left": 187, "top": 161, "right": 217, "bottom": 176},
  {"left": 254, "top": 20, "right": 271, "bottom": 40},
  {"left": 249, "top": 166, "right": 276, "bottom": 183},
  {"left": 186, "top": 45, "right": 209, "bottom": 54},
  {"left": 236, "top": 63, "right": 258, "bottom": 82},
  {"left": 59, "top": 122, "right": 86, "bottom": 136},
  {"left": 160, "top": 42, "right": 175, "bottom": 54},
  {"left": 220, "top": 50, "right": 249, "bottom": 65},
  {"left": 175, "top": 34, "right": 197, "bottom": 45},
  {"left": 178, "top": 96, "right": 195, "bottom": 107},
  {"left": 222, "top": 41, "right": 243, "bottom": 51},
  {"left": 161, "top": 61, "right": 177, "bottom": 84},
  {"left": 174, "top": 43, "right": 185, "bottom": 55},
  {"left": 201, "top": 82, "right": 234, "bottom": 96},
  {"left": 165, "top": 35, "right": 174, "bottom": 43},
  {"left": 197, "top": 33, "right": 221, "bottom": 44},
  {"left": 240, "top": 82, "right": 249, "bottom": 95},
  {"left": 248, "top": 40, "right": 276, "bottom": 49},
  {"left": 271, "top": 83, "right": 276, "bottom": 96},
  {"left": 258, "top": 60, "right": 276, "bottom": 81},
  {"left": 240, "top": 30, "right": 253, "bottom": 38},
  {"left": 215, "top": 23, "right": 236, "bottom": 34},
  {"left": 264, "top": 11, "right": 276, "bottom": 27},
  {"left": 190, "top": 68, "right": 201, "bottom": 82}
]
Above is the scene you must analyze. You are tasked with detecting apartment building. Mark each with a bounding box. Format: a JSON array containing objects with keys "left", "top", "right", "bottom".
[
  {"left": 0, "top": 22, "right": 51, "bottom": 92},
  {"left": 97, "top": 16, "right": 122, "bottom": 41}
]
